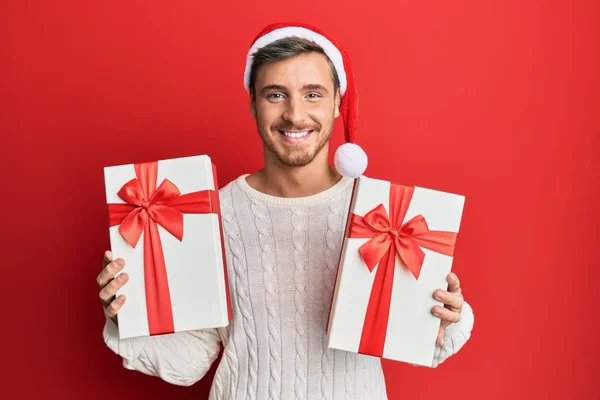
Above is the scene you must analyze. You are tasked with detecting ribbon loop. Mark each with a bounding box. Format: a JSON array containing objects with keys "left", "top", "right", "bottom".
[
  {"left": 362, "top": 204, "right": 393, "bottom": 233},
  {"left": 117, "top": 178, "right": 146, "bottom": 206},
  {"left": 150, "top": 179, "right": 181, "bottom": 204}
]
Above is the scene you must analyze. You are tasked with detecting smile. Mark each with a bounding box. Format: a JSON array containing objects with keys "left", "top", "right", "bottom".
[{"left": 278, "top": 130, "right": 314, "bottom": 142}]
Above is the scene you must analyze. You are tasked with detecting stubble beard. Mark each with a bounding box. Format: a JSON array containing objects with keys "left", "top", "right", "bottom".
[{"left": 256, "top": 112, "right": 335, "bottom": 168}]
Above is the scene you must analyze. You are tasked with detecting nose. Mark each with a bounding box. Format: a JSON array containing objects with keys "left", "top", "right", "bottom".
[{"left": 282, "top": 97, "right": 307, "bottom": 126}]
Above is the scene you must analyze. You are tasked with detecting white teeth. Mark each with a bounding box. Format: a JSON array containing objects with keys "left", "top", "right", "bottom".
[{"left": 282, "top": 130, "right": 310, "bottom": 139}]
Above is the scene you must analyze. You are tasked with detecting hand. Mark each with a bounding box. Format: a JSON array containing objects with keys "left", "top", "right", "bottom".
[
  {"left": 432, "top": 272, "right": 464, "bottom": 347},
  {"left": 96, "top": 250, "right": 128, "bottom": 325}
]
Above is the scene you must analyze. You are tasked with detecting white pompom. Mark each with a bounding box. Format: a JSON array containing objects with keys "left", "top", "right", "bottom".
[{"left": 334, "top": 143, "right": 368, "bottom": 178}]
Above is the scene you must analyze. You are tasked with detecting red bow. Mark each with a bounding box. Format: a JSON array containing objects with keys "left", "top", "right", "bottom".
[
  {"left": 350, "top": 204, "right": 457, "bottom": 279},
  {"left": 348, "top": 183, "right": 457, "bottom": 356},
  {"left": 107, "top": 161, "right": 229, "bottom": 335}
]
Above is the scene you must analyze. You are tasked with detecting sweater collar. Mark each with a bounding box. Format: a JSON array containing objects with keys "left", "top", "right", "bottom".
[{"left": 235, "top": 174, "right": 354, "bottom": 207}]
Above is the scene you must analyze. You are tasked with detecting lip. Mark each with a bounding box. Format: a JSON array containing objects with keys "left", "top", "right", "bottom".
[{"left": 277, "top": 129, "right": 314, "bottom": 143}]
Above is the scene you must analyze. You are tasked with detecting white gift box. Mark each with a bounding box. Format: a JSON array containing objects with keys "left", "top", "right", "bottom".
[
  {"left": 327, "top": 175, "right": 465, "bottom": 366},
  {"left": 104, "top": 154, "right": 231, "bottom": 339}
]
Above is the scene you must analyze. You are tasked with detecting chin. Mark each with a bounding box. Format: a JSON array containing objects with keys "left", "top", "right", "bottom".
[
  {"left": 279, "top": 159, "right": 313, "bottom": 168},
  {"left": 260, "top": 126, "right": 330, "bottom": 167},
  {"left": 276, "top": 149, "right": 320, "bottom": 168}
]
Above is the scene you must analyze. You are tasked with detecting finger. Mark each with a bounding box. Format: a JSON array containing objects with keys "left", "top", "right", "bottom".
[
  {"left": 436, "top": 318, "right": 453, "bottom": 347},
  {"left": 447, "top": 273, "right": 461, "bottom": 294},
  {"left": 96, "top": 258, "right": 125, "bottom": 289},
  {"left": 99, "top": 272, "right": 129, "bottom": 304},
  {"left": 104, "top": 295, "right": 126, "bottom": 319},
  {"left": 103, "top": 251, "right": 113, "bottom": 268},
  {"left": 434, "top": 290, "right": 463, "bottom": 310},
  {"left": 437, "top": 325, "right": 446, "bottom": 347},
  {"left": 432, "top": 305, "right": 461, "bottom": 324}
]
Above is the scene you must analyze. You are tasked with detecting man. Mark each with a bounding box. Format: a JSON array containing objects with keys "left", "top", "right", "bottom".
[{"left": 97, "top": 23, "right": 474, "bottom": 399}]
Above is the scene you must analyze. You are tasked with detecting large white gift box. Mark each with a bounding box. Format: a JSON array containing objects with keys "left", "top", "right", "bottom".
[
  {"left": 327, "top": 175, "right": 465, "bottom": 366},
  {"left": 104, "top": 154, "right": 232, "bottom": 339}
]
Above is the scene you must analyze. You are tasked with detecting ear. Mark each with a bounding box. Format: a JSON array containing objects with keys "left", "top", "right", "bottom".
[
  {"left": 334, "top": 89, "right": 341, "bottom": 119},
  {"left": 249, "top": 90, "right": 257, "bottom": 120}
]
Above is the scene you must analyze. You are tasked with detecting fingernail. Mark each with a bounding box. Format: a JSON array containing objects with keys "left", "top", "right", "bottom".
[
  {"left": 119, "top": 274, "right": 128, "bottom": 282},
  {"left": 436, "top": 291, "right": 445, "bottom": 301},
  {"left": 119, "top": 295, "right": 126, "bottom": 303},
  {"left": 116, "top": 259, "right": 125, "bottom": 267},
  {"left": 433, "top": 307, "right": 440, "bottom": 316}
]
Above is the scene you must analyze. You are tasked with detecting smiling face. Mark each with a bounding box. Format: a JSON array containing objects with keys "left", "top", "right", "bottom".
[{"left": 250, "top": 51, "right": 341, "bottom": 168}]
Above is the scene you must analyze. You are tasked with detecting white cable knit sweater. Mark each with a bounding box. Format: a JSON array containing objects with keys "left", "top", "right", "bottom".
[{"left": 103, "top": 174, "right": 475, "bottom": 399}]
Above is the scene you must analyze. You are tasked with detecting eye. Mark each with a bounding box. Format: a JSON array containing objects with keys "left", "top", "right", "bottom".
[
  {"left": 267, "top": 93, "right": 285, "bottom": 100},
  {"left": 307, "top": 93, "right": 322, "bottom": 99}
]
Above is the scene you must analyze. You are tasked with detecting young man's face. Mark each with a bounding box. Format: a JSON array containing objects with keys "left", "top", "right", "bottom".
[{"left": 251, "top": 52, "right": 341, "bottom": 168}]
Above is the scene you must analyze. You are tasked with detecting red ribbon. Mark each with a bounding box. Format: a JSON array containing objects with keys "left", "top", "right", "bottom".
[
  {"left": 108, "top": 161, "right": 231, "bottom": 335},
  {"left": 348, "top": 184, "right": 457, "bottom": 357}
]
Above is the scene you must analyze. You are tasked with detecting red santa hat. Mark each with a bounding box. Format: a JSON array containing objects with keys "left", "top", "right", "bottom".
[{"left": 243, "top": 22, "right": 368, "bottom": 178}]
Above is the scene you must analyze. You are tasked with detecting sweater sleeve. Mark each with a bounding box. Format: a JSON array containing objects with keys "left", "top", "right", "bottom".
[
  {"left": 102, "top": 317, "right": 222, "bottom": 386},
  {"left": 431, "top": 300, "right": 475, "bottom": 368}
]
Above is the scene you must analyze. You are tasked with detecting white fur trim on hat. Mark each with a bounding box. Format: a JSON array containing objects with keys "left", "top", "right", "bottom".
[{"left": 243, "top": 26, "right": 347, "bottom": 95}]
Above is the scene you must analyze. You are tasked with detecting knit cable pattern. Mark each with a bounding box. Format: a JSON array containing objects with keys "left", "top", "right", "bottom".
[
  {"left": 344, "top": 351, "right": 354, "bottom": 399},
  {"left": 211, "top": 325, "right": 239, "bottom": 399},
  {"left": 250, "top": 200, "right": 282, "bottom": 400},
  {"left": 291, "top": 207, "right": 309, "bottom": 400},
  {"left": 221, "top": 186, "right": 257, "bottom": 399},
  {"left": 321, "top": 195, "right": 344, "bottom": 399}
]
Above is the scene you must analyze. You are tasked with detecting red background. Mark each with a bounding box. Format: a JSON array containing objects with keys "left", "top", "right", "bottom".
[{"left": 1, "top": 1, "right": 597, "bottom": 398}]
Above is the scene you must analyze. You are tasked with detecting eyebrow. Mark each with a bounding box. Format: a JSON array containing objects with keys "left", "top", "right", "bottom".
[
  {"left": 302, "top": 84, "right": 329, "bottom": 93},
  {"left": 261, "top": 84, "right": 288, "bottom": 95},
  {"left": 260, "top": 84, "right": 330, "bottom": 95}
]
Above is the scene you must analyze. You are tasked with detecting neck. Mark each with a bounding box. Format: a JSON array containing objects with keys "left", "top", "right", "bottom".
[{"left": 247, "top": 147, "right": 343, "bottom": 198}]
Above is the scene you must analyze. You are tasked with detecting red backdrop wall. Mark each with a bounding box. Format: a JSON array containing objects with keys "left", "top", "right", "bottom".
[{"left": 1, "top": 1, "right": 597, "bottom": 398}]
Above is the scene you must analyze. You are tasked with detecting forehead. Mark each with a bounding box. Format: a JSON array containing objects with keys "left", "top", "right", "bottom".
[{"left": 255, "top": 52, "right": 334, "bottom": 89}]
